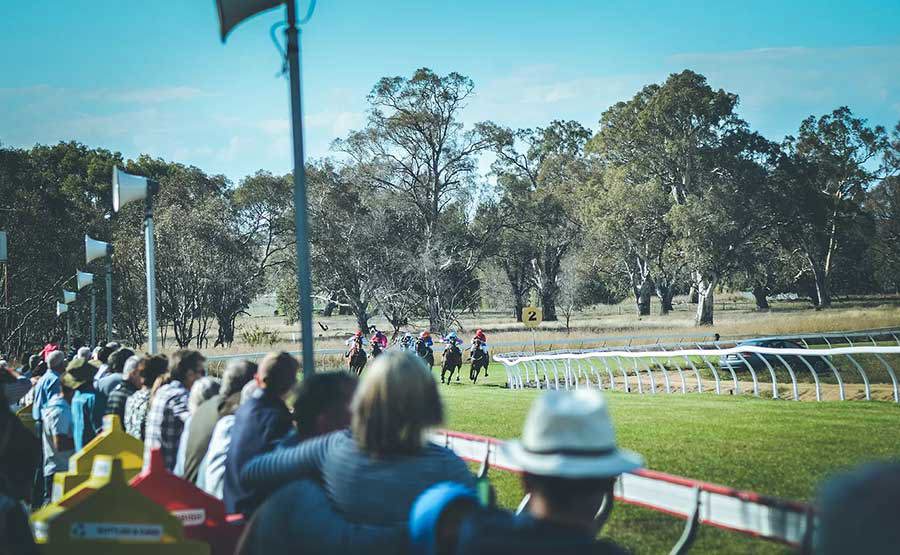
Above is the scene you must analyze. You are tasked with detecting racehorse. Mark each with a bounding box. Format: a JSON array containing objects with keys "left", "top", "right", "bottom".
[
  {"left": 441, "top": 343, "right": 462, "bottom": 384},
  {"left": 370, "top": 341, "right": 383, "bottom": 359},
  {"left": 469, "top": 339, "right": 489, "bottom": 383},
  {"left": 416, "top": 337, "right": 434, "bottom": 368},
  {"left": 346, "top": 337, "right": 368, "bottom": 376}
]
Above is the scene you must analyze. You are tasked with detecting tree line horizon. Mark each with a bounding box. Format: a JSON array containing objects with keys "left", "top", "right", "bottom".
[{"left": 1, "top": 67, "right": 899, "bottom": 353}]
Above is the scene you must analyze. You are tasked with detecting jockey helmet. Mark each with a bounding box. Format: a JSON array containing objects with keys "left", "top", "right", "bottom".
[
  {"left": 355, "top": 330, "right": 363, "bottom": 337},
  {"left": 420, "top": 331, "right": 430, "bottom": 338}
]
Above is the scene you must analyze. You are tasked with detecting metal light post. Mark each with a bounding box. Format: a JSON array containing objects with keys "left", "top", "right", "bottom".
[
  {"left": 76, "top": 271, "right": 96, "bottom": 346},
  {"left": 112, "top": 167, "right": 159, "bottom": 354},
  {"left": 85, "top": 235, "right": 114, "bottom": 342},
  {"left": 0, "top": 231, "right": 7, "bottom": 339},
  {"left": 62, "top": 290, "right": 76, "bottom": 348},
  {"left": 216, "top": 0, "right": 318, "bottom": 377}
]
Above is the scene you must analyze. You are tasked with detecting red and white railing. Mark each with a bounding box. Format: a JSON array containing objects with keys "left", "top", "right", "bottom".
[{"left": 433, "top": 429, "right": 812, "bottom": 548}]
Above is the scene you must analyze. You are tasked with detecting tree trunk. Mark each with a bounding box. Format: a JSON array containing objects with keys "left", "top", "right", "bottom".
[
  {"left": 355, "top": 309, "right": 370, "bottom": 334},
  {"left": 513, "top": 292, "right": 525, "bottom": 322},
  {"left": 635, "top": 278, "right": 652, "bottom": 316},
  {"left": 752, "top": 285, "right": 770, "bottom": 311},
  {"left": 695, "top": 274, "right": 717, "bottom": 326},
  {"left": 655, "top": 283, "right": 675, "bottom": 315},
  {"left": 541, "top": 289, "right": 558, "bottom": 322},
  {"left": 810, "top": 265, "right": 832, "bottom": 309},
  {"left": 688, "top": 285, "right": 698, "bottom": 304}
]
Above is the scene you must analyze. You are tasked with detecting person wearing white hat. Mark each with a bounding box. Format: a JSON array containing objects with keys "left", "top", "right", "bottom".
[{"left": 413, "top": 389, "right": 643, "bottom": 555}]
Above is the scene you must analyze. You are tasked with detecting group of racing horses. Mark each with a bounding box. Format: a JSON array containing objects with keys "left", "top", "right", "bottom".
[{"left": 345, "top": 331, "right": 491, "bottom": 384}]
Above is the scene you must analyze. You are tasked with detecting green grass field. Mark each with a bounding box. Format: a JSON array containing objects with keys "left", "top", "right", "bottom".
[{"left": 435, "top": 363, "right": 900, "bottom": 554}]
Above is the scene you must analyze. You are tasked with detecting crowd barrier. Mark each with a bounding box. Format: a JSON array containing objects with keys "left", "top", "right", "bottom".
[
  {"left": 494, "top": 343, "right": 900, "bottom": 403},
  {"left": 432, "top": 429, "right": 812, "bottom": 549}
]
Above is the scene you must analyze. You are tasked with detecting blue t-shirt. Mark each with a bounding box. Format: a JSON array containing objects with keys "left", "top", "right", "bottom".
[
  {"left": 71, "top": 388, "right": 106, "bottom": 452},
  {"left": 31, "top": 370, "right": 62, "bottom": 421},
  {"left": 40, "top": 396, "right": 74, "bottom": 475}
]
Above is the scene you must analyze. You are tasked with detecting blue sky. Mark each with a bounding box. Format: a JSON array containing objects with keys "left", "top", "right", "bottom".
[{"left": 2, "top": 0, "right": 899, "bottom": 182}]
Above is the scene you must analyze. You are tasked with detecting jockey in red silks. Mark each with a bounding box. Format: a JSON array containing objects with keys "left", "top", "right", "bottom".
[
  {"left": 418, "top": 331, "right": 434, "bottom": 349},
  {"left": 370, "top": 329, "right": 388, "bottom": 349}
]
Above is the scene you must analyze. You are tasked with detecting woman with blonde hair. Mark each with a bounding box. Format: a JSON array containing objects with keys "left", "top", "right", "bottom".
[{"left": 240, "top": 350, "right": 474, "bottom": 524}]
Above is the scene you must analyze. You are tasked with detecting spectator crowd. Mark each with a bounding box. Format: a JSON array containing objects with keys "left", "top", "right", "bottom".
[{"left": 1, "top": 340, "right": 899, "bottom": 554}]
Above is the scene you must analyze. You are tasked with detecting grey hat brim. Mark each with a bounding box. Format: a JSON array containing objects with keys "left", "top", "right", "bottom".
[{"left": 501, "top": 440, "right": 644, "bottom": 479}]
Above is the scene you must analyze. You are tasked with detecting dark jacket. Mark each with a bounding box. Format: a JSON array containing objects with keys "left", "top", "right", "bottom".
[
  {"left": 183, "top": 392, "right": 237, "bottom": 483},
  {"left": 455, "top": 510, "right": 630, "bottom": 555},
  {"left": 223, "top": 388, "right": 292, "bottom": 514}
]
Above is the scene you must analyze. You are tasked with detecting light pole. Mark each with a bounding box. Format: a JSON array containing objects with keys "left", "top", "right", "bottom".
[
  {"left": 0, "top": 230, "right": 8, "bottom": 343},
  {"left": 216, "top": 0, "right": 318, "bottom": 377},
  {"left": 77, "top": 271, "right": 95, "bottom": 346},
  {"left": 85, "top": 235, "right": 114, "bottom": 342},
  {"left": 112, "top": 167, "right": 159, "bottom": 353},
  {"left": 61, "top": 290, "right": 76, "bottom": 348}
]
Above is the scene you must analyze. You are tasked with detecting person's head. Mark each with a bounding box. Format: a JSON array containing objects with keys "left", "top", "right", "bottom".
[
  {"left": 108, "top": 347, "right": 136, "bottom": 375},
  {"left": 28, "top": 354, "right": 42, "bottom": 373},
  {"left": 46, "top": 350, "right": 66, "bottom": 373},
  {"left": 255, "top": 352, "right": 299, "bottom": 397},
  {"left": 140, "top": 354, "right": 169, "bottom": 389},
  {"left": 501, "top": 390, "right": 643, "bottom": 535},
  {"left": 123, "top": 355, "right": 142, "bottom": 388},
  {"left": 168, "top": 349, "right": 206, "bottom": 389},
  {"left": 221, "top": 360, "right": 258, "bottom": 398},
  {"left": 33, "top": 360, "right": 48, "bottom": 379},
  {"left": 351, "top": 350, "right": 442, "bottom": 457},
  {"left": 815, "top": 462, "right": 900, "bottom": 554},
  {"left": 292, "top": 371, "right": 357, "bottom": 440},
  {"left": 189, "top": 376, "right": 221, "bottom": 413},
  {"left": 76, "top": 346, "right": 92, "bottom": 360},
  {"left": 97, "top": 344, "right": 117, "bottom": 365},
  {"left": 63, "top": 357, "right": 95, "bottom": 392},
  {"left": 240, "top": 380, "right": 259, "bottom": 404}
]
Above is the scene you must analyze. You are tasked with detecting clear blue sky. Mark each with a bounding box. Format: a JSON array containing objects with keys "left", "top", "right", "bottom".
[{"left": 2, "top": 0, "right": 898, "bottom": 181}]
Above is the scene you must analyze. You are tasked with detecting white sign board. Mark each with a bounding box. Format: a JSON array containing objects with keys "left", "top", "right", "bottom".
[{"left": 70, "top": 522, "right": 163, "bottom": 542}]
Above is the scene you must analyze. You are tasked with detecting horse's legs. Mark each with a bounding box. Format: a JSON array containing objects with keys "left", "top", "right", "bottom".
[{"left": 456, "top": 363, "right": 461, "bottom": 381}]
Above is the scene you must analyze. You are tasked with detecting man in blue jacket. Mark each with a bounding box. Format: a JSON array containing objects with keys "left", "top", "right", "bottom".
[{"left": 223, "top": 351, "right": 298, "bottom": 515}]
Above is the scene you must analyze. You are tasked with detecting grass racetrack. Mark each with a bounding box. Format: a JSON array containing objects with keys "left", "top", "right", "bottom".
[{"left": 436, "top": 362, "right": 900, "bottom": 554}]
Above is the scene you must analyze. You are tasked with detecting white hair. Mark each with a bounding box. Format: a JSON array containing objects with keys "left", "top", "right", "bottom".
[
  {"left": 189, "top": 376, "right": 221, "bottom": 413},
  {"left": 77, "top": 347, "right": 92, "bottom": 360},
  {"left": 240, "top": 380, "right": 259, "bottom": 404},
  {"left": 123, "top": 355, "right": 142, "bottom": 379}
]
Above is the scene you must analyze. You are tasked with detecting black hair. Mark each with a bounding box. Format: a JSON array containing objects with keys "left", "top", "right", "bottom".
[
  {"left": 108, "top": 348, "right": 136, "bottom": 374},
  {"left": 292, "top": 371, "right": 357, "bottom": 438},
  {"left": 169, "top": 350, "right": 204, "bottom": 383},
  {"left": 97, "top": 345, "right": 116, "bottom": 364},
  {"left": 141, "top": 355, "right": 169, "bottom": 388},
  {"left": 522, "top": 473, "right": 616, "bottom": 508}
]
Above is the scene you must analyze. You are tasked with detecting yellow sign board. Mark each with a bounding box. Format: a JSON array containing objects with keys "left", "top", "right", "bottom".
[{"left": 522, "top": 306, "right": 542, "bottom": 328}]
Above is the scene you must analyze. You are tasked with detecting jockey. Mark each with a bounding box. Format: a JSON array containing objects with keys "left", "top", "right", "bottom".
[
  {"left": 472, "top": 329, "right": 489, "bottom": 356},
  {"left": 442, "top": 331, "right": 463, "bottom": 347},
  {"left": 399, "top": 332, "right": 415, "bottom": 351},
  {"left": 418, "top": 331, "right": 434, "bottom": 349},
  {"left": 370, "top": 329, "right": 388, "bottom": 350},
  {"left": 345, "top": 330, "right": 369, "bottom": 346}
]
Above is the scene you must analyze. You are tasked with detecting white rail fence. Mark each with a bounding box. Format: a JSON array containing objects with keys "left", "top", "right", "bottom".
[
  {"left": 432, "top": 430, "right": 811, "bottom": 549},
  {"left": 494, "top": 343, "right": 900, "bottom": 403}
]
